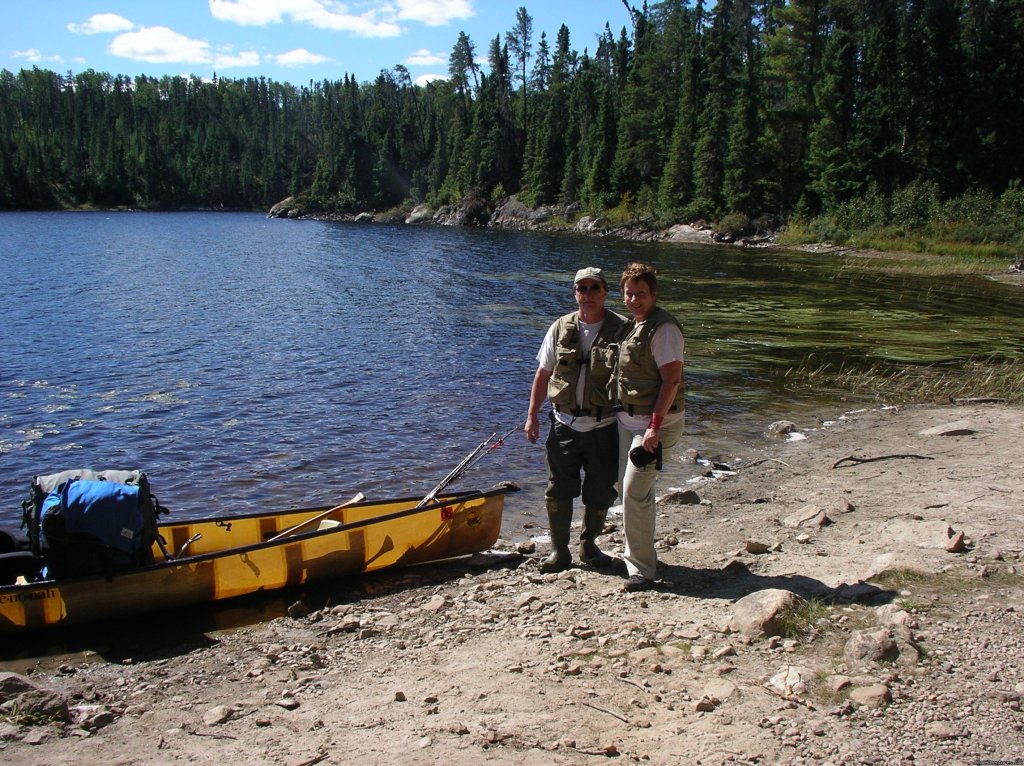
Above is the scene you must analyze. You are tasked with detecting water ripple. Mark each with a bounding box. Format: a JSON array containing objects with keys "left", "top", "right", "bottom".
[{"left": 1, "top": 212, "right": 1022, "bottom": 535}]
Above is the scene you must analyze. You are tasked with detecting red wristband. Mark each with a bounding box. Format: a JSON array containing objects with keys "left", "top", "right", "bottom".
[{"left": 649, "top": 413, "right": 664, "bottom": 430}]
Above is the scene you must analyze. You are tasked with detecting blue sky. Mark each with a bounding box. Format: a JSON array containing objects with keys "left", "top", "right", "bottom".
[{"left": 3, "top": 1, "right": 634, "bottom": 86}]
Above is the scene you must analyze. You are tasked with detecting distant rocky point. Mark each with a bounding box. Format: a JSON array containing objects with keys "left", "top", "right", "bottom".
[{"left": 267, "top": 194, "right": 777, "bottom": 247}]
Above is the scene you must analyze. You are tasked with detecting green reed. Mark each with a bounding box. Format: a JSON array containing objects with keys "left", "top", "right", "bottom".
[{"left": 781, "top": 356, "right": 1024, "bottom": 404}]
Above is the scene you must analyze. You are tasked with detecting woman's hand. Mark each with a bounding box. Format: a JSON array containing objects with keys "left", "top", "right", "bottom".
[{"left": 642, "top": 425, "right": 660, "bottom": 452}]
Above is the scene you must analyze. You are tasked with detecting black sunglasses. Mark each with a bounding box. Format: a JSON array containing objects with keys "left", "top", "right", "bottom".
[{"left": 575, "top": 283, "right": 604, "bottom": 294}]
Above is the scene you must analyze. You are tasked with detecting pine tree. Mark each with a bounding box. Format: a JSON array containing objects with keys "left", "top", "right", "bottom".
[
  {"left": 762, "top": 0, "right": 828, "bottom": 213},
  {"left": 852, "top": 0, "right": 905, "bottom": 197},
  {"left": 449, "top": 31, "right": 479, "bottom": 113},
  {"left": 573, "top": 35, "right": 619, "bottom": 209},
  {"left": 692, "top": 0, "right": 741, "bottom": 216},
  {"left": 611, "top": 4, "right": 666, "bottom": 203},
  {"left": 506, "top": 7, "right": 534, "bottom": 146},
  {"left": 806, "top": 0, "right": 861, "bottom": 212},
  {"left": 960, "top": 0, "right": 1024, "bottom": 191},
  {"left": 722, "top": 0, "right": 765, "bottom": 216},
  {"left": 658, "top": 1, "right": 705, "bottom": 213},
  {"left": 900, "top": 0, "right": 971, "bottom": 192}
]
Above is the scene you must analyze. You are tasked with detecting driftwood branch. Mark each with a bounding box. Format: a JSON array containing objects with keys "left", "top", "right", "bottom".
[
  {"left": 580, "top": 701, "right": 630, "bottom": 723},
  {"left": 187, "top": 729, "right": 238, "bottom": 740},
  {"left": 743, "top": 457, "right": 792, "bottom": 470},
  {"left": 831, "top": 453, "right": 934, "bottom": 469},
  {"left": 617, "top": 676, "right": 651, "bottom": 693},
  {"left": 758, "top": 684, "right": 818, "bottom": 710}
]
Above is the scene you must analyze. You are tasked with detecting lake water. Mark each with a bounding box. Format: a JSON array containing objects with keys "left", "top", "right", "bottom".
[{"left": 2, "top": 212, "right": 1022, "bottom": 538}]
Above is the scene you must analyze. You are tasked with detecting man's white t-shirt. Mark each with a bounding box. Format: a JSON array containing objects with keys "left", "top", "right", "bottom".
[{"left": 537, "top": 317, "right": 613, "bottom": 433}]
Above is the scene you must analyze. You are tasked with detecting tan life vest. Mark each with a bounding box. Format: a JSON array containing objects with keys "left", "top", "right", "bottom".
[
  {"left": 613, "top": 306, "right": 685, "bottom": 416},
  {"left": 546, "top": 310, "right": 626, "bottom": 420}
]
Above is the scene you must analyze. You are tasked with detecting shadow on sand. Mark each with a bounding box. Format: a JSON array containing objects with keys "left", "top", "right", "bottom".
[{"left": 638, "top": 559, "right": 895, "bottom": 606}]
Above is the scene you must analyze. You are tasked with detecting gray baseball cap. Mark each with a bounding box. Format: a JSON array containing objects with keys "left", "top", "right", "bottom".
[{"left": 573, "top": 267, "right": 608, "bottom": 287}]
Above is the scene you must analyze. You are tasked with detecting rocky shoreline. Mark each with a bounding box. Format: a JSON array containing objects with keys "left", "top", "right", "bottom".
[
  {"left": 3, "top": 402, "right": 1024, "bottom": 765},
  {"left": 266, "top": 193, "right": 780, "bottom": 248}
]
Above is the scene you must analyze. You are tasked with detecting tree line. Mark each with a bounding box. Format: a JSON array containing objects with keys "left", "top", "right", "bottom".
[{"left": 2, "top": 1, "right": 1022, "bottom": 230}]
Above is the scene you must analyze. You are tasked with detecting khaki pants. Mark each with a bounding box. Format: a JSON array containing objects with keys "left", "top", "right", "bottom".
[{"left": 618, "top": 417, "right": 684, "bottom": 580}]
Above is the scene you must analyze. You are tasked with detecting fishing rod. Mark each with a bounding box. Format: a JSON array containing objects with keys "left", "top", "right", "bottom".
[{"left": 416, "top": 427, "right": 517, "bottom": 508}]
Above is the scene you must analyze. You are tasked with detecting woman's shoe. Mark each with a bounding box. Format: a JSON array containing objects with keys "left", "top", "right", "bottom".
[{"left": 622, "top": 574, "right": 653, "bottom": 592}]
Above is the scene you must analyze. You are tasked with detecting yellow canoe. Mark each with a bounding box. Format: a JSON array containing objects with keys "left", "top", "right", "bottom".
[{"left": 0, "top": 487, "right": 507, "bottom": 634}]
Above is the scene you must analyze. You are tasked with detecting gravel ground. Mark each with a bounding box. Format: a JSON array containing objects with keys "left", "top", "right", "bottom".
[{"left": 2, "top": 402, "right": 1023, "bottom": 765}]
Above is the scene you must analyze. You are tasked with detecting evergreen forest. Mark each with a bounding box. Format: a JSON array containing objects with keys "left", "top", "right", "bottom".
[{"left": 2, "top": 0, "right": 1023, "bottom": 237}]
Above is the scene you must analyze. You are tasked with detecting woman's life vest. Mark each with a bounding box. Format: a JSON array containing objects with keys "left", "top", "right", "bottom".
[
  {"left": 612, "top": 306, "right": 685, "bottom": 416},
  {"left": 547, "top": 310, "right": 626, "bottom": 421}
]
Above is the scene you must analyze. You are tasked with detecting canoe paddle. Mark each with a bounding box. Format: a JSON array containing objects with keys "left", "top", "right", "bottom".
[{"left": 269, "top": 492, "right": 366, "bottom": 541}]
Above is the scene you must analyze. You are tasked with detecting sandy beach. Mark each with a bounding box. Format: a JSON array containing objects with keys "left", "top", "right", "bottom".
[{"left": 2, "top": 400, "right": 1024, "bottom": 765}]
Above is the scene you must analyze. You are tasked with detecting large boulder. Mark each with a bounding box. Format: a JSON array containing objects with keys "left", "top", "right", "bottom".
[
  {"left": 489, "top": 196, "right": 533, "bottom": 229},
  {"left": 767, "top": 665, "right": 815, "bottom": 696},
  {"left": 730, "top": 588, "right": 806, "bottom": 638},
  {"left": 663, "top": 223, "right": 713, "bottom": 243},
  {"left": 434, "top": 195, "right": 491, "bottom": 226},
  {"left": 843, "top": 627, "right": 900, "bottom": 666},
  {"left": 405, "top": 204, "right": 434, "bottom": 224},
  {"left": 489, "top": 196, "right": 579, "bottom": 230},
  {"left": 0, "top": 672, "right": 70, "bottom": 723},
  {"left": 268, "top": 196, "right": 304, "bottom": 218}
]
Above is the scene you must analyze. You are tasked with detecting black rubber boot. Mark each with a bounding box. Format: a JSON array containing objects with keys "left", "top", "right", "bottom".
[
  {"left": 540, "top": 499, "right": 573, "bottom": 573},
  {"left": 579, "top": 506, "right": 612, "bottom": 567}
]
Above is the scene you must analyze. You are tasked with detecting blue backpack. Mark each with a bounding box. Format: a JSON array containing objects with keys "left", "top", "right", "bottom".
[{"left": 22, "top": 469, "right": 169, "bottom": 579}]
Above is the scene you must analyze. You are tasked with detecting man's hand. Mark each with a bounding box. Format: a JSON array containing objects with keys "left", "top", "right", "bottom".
[{"left": 524, "top": 413, "right": 540, "bottom": 443}]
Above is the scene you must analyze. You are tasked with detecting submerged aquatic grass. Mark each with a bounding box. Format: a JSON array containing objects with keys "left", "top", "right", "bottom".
[
  {"left": 780, "top": 229, "right": 1015, "bottom": 273},
  {"left": 781, "top": 356, "right": 1024, "bottom": 405},
  {"left": 839, "top": 245, "right": 1008, "bottom": 276}
]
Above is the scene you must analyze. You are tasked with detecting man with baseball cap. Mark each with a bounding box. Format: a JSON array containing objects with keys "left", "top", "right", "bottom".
[{"left": 524, "top": 267, "right": 626, "bottom": 572}]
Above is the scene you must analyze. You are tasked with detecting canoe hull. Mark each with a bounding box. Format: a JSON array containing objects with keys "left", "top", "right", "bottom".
[{"left": 0, "top": 488, "right": 506, "bottom": 634}]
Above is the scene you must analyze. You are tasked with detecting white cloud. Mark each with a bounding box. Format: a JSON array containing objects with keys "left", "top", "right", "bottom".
[
  {"left": 13, "top": 48, "right": 64, "bottom": 64},
  {"left": 13, "top": 48, "right": 41, "bottom": 62},
  {"left": 208, "top": 0, "right": 403, "bottom": 36},
  {"left": 106, "top": 27, "right": 262, "bottom": 70},
  {"left": 109, "top": 27, "right": 212, "bottom": 65},
  {"left": 68, "top": 13, "right": 135, "bottom": 35},
  {"left": 290, "top": 3, "right": 402, "bottom": 36},
  {"left": 275, "top": 48, "right": 334, "bottom": 68},
  {"left": 214, "top": 49, "right": 261, "bottom": 69},
  {"left": 395, "top": 0, "right": 474, "bottom": 26},
  {"left": 405, "top": 48, "right": 444, "bottom": 66},
  {"left": 415, "top": 72, "right": 447, "bottom": 86},
  {"left": 208, "top": 0, "right": 284, "bottom": 26}
]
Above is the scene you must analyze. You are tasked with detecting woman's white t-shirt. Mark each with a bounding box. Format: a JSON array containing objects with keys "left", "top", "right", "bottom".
[{"left": 616, "top": 321, "right": 685, "bottom": 434}]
